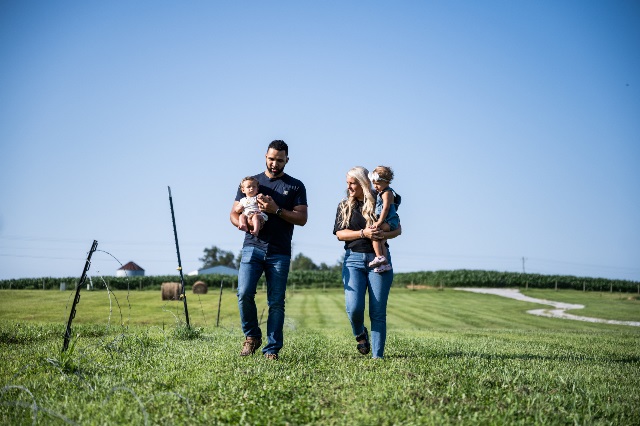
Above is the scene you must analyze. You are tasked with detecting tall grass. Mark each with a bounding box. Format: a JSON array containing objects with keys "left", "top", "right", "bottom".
[{"left": 1, "top": 288, "right": 639, "bottom": 424}]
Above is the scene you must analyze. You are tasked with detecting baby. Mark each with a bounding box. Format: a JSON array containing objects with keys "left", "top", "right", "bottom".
[{"left": 235, "top": 176, "right": 268, "bottom": 236}]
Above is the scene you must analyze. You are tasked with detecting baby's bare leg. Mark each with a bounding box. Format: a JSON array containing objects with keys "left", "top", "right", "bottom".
[
  {"left": 250, "top": 214, "right": 262, "bottom": 236},
  {"left": 238, "top": 214, "right": 249, "bottom": 232}
]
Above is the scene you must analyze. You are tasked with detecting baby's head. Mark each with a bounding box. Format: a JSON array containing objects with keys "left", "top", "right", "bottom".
[
  {"left": 369, "top": 166, "right": 394, "bottom": 191},
  {"left": 240, "top": 176, "right": 259, "bottom": 197}
]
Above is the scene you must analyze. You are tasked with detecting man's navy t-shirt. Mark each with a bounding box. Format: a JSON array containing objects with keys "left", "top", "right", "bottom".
[{"left": 235, "top": 172, "right": 307, "bottom": 256}]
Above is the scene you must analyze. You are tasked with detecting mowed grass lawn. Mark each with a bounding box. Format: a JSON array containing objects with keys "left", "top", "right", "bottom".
[{"left": 1, "top": 287, "right": 639, "bottom": 425}]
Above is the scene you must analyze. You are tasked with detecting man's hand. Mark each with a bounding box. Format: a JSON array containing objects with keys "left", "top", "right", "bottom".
[
  {"left": 257, "top": 194, "right": 277, "bottom": 214},
  {"left": 256, "top": 195, "right": 308, "bottom": 226}
]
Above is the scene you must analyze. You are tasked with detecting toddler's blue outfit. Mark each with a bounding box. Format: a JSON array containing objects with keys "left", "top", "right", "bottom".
[{"left": 375, "top": 187, "right": 400, "bottom": 230}]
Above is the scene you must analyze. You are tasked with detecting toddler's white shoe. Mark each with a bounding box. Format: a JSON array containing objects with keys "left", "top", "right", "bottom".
[
  {"left": 374, "top": 264, "right": 393, "bottom": 273},
  {"left": 368, "top": 256, "right": 387, "bottom": 268}
]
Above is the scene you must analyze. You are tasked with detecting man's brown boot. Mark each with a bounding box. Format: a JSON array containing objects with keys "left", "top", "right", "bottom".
[{"left": 240, "top": 336, "right": 262, "bottom": 356}]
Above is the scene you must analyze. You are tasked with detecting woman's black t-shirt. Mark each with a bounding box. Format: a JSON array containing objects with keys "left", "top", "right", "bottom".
[{"left": 333, "top": 200, "right": 383, "bottom": 253}]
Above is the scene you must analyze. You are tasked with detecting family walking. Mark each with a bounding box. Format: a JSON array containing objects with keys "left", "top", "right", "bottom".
[{"left": 229, "top": 140, "right": 401, "bottom": 360}]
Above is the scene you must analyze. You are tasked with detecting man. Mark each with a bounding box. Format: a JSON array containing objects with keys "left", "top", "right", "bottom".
[{"left": 230, "top": 140, "right": 308, "bottom": 360}]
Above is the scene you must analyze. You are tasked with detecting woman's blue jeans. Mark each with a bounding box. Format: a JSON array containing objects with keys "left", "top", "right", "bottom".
[
  {"left": 237, "top": 246, "right": 290, "bottom": 355},
  {"left": 342, "top": 249, "right": 393, "bottom": 358}
]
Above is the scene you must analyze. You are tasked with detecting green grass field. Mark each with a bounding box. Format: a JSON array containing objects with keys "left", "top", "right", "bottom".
[{"left": 1, "top": 287, "right": 639, "bottom": 425}]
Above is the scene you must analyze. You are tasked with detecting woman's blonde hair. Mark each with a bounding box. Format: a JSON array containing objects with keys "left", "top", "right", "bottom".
[{"left": 337, "top": 166, "right": 377, "bottom": 229}]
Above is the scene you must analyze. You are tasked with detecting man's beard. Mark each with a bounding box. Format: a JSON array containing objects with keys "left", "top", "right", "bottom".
[{"left": 266, "top": 163, "right": 284, "bottom": 176}]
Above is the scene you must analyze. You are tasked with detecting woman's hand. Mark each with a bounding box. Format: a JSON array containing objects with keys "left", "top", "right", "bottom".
[
  {"left": 368, "top": 227, "right": 386, "bottom": 240},
  {"left": 368, "top": 224, "right": 402, "bottom": 240}
]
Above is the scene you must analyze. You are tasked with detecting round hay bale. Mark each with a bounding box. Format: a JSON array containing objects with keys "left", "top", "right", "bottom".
[
  {"left": 161, "top": 282, "right": 181, "bottom": 301},
  {"left": 192, "top": 281, "right": 208, "bottom": 294}
]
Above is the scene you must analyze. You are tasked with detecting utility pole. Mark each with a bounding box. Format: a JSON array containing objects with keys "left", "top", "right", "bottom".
[{"left": 522, "top": 257, "right": 527, "bottom": 273}]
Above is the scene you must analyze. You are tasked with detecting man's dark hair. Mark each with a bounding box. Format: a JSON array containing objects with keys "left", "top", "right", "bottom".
[{"left": 268, "top": 140, "right": 288, "bottom": 156}]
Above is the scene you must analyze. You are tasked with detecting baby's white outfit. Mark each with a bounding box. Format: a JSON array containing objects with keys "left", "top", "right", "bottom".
[{"left": 239, "top": 196, "right": 268, "bottom": 221}]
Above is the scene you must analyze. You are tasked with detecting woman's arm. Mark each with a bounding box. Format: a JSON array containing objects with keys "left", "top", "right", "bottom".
[
  {"left": 336, "top": 222, "right": 401, "bottom": 242},
  {"left": 335, "top": 227, "right": 374, "bottom": 242}
]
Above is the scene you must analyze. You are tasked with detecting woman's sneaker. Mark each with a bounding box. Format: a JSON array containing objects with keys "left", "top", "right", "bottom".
[
  {"left": 374, "top": 264, "right": 392, "bottom": 273},
  {"left": 368, "top": 256, "right": 387, "bottom": 268}
]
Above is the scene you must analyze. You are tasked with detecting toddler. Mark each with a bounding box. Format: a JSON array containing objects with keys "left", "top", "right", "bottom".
[{"left": 368, "top": 166, "right": 401, "bottom": 273}]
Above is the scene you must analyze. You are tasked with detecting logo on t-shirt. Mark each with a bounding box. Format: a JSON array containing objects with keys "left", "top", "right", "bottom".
[{"left": 283, "top": 190, "right": 289, "bottom": 195}]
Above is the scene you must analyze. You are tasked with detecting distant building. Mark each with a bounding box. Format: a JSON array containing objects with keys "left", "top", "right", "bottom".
[
  {"left": 116, "top": 261, "right": 145, "bottom": 277},
  {"left": 187, "top": 265, "right": 239, "bottom": 276}
]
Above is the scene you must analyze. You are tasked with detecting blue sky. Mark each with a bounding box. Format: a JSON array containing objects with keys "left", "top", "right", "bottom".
[{"left": 1, "top": 1, "right": 638, "bottom": 282}]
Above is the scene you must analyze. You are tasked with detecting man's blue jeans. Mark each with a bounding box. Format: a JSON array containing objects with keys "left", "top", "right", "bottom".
[
  {"left": 237, "top": 246, "right": 290, "bottom": 355},
  {"left": 342, "top": 249, "right": 394, "bottom": 358}
]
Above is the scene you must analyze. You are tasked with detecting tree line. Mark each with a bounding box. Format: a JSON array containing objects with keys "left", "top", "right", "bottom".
[
  {"left": 1, "top": 246, "right": 638, "bottom": 292},
  {"left": 2, "top": 270, "right": 638, "bottom": 292},
  {"left": 200, "top": 246, "right": 341, "bottom": 272}
]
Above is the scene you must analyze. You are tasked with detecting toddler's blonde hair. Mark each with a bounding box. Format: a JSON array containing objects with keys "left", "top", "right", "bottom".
[
  {"left": 239, "top": 176, "right": 258, "bottom": 189},
  {"left": 371, "top": 166, "right": 394, "bottom": 182}
]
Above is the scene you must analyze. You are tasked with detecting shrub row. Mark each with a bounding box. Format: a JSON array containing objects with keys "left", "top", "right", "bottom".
[
  {"left": 394, "top": 269, "right": 639, "bottom": 292},
  {"left": 0, "top": 275, "right": 239, "bottom": 291},
  {"left": 0, "top": 270, "right": 638, "bottom": 292}
]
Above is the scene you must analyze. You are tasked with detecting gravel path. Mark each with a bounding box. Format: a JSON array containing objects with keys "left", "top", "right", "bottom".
[{"left": 456, "top": 287, "right": 640, "bottom": 327}]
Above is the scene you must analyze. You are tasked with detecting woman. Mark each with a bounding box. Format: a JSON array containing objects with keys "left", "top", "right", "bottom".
[{"left": 333, "top": 166, "right": 401, "bottom": 359}]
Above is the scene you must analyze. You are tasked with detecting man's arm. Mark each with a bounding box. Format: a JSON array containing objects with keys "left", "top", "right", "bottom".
[
  {"left": 281, "top": 204, "right": 308, "bottom": 226},
  {"left": 257, "top": 195, "right": 308, "bottom": 226},
  {"left": 230, "top": 201, "right": 242, "bottom": 228}
]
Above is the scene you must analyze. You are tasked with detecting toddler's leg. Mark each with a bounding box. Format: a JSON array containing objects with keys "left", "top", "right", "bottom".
[
  {"left": 250, "top": 214, "right": 261, "bottom": 236},
  {"left": 379, "top": 223, "right": 391, "bottom": 259},
  {"left": 372, "top": 240, "right": 385, "bottom": 259},
  {"left": 373, "top": 245, "right": 392, "bottom": 272},
  {"left": 369, "top": 223, "right": 392, "bottom": 270},
  {"left": 238, "top": 214, "right": 249, "bottom": 232},
  {"left": 369, "top": 239, "right": 389, "bottom": 268},
  {"left": 373, "top": 223, "right": 393, "bottom": 272}
]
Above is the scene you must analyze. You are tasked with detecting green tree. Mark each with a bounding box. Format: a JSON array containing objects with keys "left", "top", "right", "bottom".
[
  {"left": 291, "top": 253, "right": 318, "bottom": 271},
  {"left": 318, "top": 262, "right": 330, "bottom": 270},
  {"left": 200, "top": 246, "right": 237, "bottom": 268}
]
